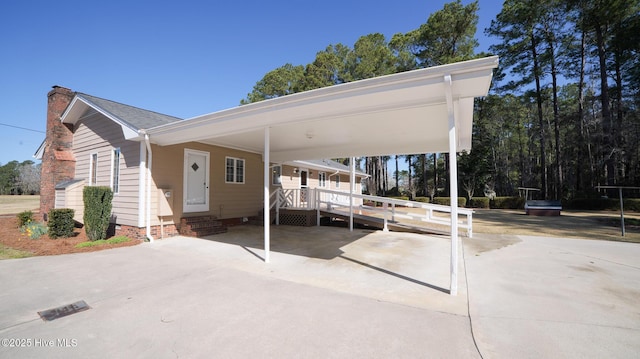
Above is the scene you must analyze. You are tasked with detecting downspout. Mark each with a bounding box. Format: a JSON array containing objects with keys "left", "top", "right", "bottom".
[
  {"left": 142, "top": 131, "right": 155, "bottom": 243},
  {"left": 328, "top": 170, "right": 340, "bottom": 181}
]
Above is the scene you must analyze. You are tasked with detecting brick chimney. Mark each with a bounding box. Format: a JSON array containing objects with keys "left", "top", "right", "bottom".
[{"left": 39, "top": 86, "right": 76, "bottom": 219}]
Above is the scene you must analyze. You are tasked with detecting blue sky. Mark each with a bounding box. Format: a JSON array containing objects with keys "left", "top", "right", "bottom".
[{"left": 0, "top": 0, "right": 503, "bottom": 166}]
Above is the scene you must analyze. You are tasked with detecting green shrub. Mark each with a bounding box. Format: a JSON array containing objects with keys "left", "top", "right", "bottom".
[
  {"left": 563, "top": 198, "right": 611, "bottom": 210},
  {"left": 17, "top": 210, "right": 34, "bottom": 227},
  {"left": 490, "top": 196, "right": 526, "bottom": 209},
  {"left": 625, "top": 199, "right": 640, "bottom": 212},
  {"left": 83, "top": 186, "right": 114, "bottom": 241},
  {"left": 48, "top": 208, "right": 75, "bottom": 239},
  {"left": 564, "top": 198, "right": 640, "bottom": 212},
  {"left": 414, "top": 197, "right": 430, "bottom": 203},
  {"left": 468, "top": 197, "right": 490, "bottom": 208},
  {"left": 387, "top": 196, "right": 410, "bottom": 201},
  {"left": 20, "top": 222, "right": 48, "bottom": 239},
  {"left": 432, "top": 197, "right": 467, "bottom": 207}
]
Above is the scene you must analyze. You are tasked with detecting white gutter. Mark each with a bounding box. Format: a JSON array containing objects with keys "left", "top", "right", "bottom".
[{"left": 142, "top": 132, "right": 155, "bottom": 243}]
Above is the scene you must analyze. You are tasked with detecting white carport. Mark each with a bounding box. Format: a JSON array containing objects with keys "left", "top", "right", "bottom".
[{"left": 146, "top": 56, "right": 498, "bottom": 295}]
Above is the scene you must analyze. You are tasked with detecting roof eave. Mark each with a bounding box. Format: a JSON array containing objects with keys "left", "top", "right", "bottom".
[
  {"left": 61, "top": 95, "right": 141, "bottom": 140},
  {"left": 146, "top": 56, "right": 498, "bottom": 141}
]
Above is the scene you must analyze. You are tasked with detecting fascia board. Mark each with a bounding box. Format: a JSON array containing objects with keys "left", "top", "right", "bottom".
[{"left": 146, "top": 56, "right": 498, "bottom": 142}]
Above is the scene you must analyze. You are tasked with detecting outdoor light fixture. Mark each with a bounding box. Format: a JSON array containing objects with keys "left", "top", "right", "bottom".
[{"left": 293, "top": 168, "right": 298, "bottom": 174}]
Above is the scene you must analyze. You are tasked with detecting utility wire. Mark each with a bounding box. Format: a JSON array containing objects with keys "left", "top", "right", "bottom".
[{"left": 0, "top": 122, "right": 45, "bottom": 134}]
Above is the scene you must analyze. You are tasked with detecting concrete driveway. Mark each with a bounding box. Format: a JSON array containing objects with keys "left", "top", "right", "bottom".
[{"left": 0, "top": 225, "right": 639, "bottom": 358}]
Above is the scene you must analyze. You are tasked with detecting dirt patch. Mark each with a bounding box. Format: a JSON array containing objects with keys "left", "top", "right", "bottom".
[
  {"left": 0, "top": 215, "right": 140, "bottom": 257},
  {"left": 472, "top": 209, "right": 640, "bottom": 243}
]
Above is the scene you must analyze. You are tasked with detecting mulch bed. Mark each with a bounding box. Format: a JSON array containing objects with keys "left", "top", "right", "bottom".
[{"left": 0, "top": 215, "right": 140, "bottom": 256}]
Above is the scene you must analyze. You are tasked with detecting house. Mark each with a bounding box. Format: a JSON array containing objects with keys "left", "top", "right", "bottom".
[
  {"left": 37, "top": 88, "right": 367, "bottom": 239},
  {"left": 37, "top": 56, "right": 498, "bottom": 295}
]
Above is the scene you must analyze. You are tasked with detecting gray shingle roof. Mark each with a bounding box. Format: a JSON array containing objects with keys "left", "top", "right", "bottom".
[{"left": 77, "top": 93, "right": 182, "bottom": 130}]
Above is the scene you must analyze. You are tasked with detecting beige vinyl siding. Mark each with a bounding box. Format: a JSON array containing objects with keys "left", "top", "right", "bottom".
[
  {"left": 274, "top": 165, "right": 299, "bottom": 191},
  {"left": 152, "top": 142, "right": 263, "bottom": 224},
  {"left": 54, "top": 181, "right": 85, "bottom": 222},
  {"left": 275, "top": 165, "right": 363, "bottom": 194},
  {"left": 214, "top": 148, "right": 262, "bottom": 219},
  {"left": 73, "top": 113, "right": 141, "bottom": 226},
  {"left": 54, "top": 188, "right": 65, "bottom": 209}
]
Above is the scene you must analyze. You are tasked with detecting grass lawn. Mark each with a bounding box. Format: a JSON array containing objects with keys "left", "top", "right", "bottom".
[
  {"left": 0, "top": 243, "right": 32, "bottom": 259},
  {"left": 0, "top": 195, "right": 40, "bottom": 215},
  {"left": 75, "top": 236, "right": 130, "bottom": 248}
]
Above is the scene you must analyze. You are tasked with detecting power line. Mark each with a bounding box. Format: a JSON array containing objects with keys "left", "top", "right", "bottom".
[{"left": 0, "top": 122, "right": 45, "bottom": 134}]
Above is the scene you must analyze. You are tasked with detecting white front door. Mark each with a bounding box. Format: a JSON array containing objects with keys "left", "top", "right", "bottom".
[{"left": 184, "top": 149, "right": 209, "bottom": 213}]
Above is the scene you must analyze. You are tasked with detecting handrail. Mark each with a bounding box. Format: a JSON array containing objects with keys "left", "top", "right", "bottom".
[
  {"left": 269, "top": 190, "right": 280, "bottom": 209},
  {"left": 270, "top": 188, "right": 473, "bottom": 237}
]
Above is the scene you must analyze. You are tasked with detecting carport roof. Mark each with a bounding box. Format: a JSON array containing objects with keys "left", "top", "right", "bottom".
[{"left": 144, "top": 56, "right": 498, "bottom": 162}]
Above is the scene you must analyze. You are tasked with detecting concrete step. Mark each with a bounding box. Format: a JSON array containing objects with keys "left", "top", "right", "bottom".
[{"left": 179, "top": 216, "right": 227, "bottom": 237}]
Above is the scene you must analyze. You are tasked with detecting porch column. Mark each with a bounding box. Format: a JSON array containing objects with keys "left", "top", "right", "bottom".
[
  {"left": 264, "top": 127, "right": 270, "bottom": 263},
  {"left": 444, "top": 74, "right": 459, "bottom": 296},
  {"left": 349, "top": 157, "right": 355, "bottom": 231}
]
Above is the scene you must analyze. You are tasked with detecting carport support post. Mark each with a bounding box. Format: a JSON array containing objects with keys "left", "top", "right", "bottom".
[
  {"left": 264, "top": 127, "right": 270, "bottom": 263},
  {"left": 445, "top": 74, "right": 459, "bottom": 296},
  {"left": 349, "top": 157, "right": 355, "bottom": 231}
]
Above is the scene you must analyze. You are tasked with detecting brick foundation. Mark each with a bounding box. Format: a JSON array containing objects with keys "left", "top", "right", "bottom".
[
  {"left": 112, "top": 217, "right": 256, "bottom": 241},
  {"left": 114, "top": 223, "right": 179, "bottom": 241}
]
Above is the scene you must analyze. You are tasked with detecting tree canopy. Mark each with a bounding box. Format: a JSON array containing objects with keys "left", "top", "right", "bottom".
[
  {"left": 0, "top": 160, "right": 40, "bottom": 195},
  {"left": 240, "top": 0, "right": 640, "bottom": 201}
]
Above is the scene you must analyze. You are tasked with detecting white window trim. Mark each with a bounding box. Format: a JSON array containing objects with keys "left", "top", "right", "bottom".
[
  {"left": 299, "top": 169, "right": 309, "bottom": 189},
  {"left": 272, "top": 165, "right": 282, "bottom": 186},
  {"left": 89, "top": 152, "right": 98, "bottom": 186},
  {"left": 225, "top": 156, "right": 245, "bottom": 184},
  {"left": 318, "top": 172, "right": 327, "bottom": 188},
  {"left": 110, "top": 147, "right": 121, "bottom": 194}
]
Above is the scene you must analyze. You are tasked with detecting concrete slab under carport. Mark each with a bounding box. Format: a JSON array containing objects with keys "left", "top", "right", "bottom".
[{"left": 176, "top": 225, "right": 469, "bottom": 314}]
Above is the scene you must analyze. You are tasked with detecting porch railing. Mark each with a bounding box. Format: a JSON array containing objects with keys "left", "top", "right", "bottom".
[{"left": 270, "top": 188, "right": 473, "bottom": 237}]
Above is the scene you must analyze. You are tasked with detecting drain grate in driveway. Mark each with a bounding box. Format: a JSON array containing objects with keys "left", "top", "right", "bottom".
[{"left": 38, "top": 300, "right": 91, "bottom": 321}]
